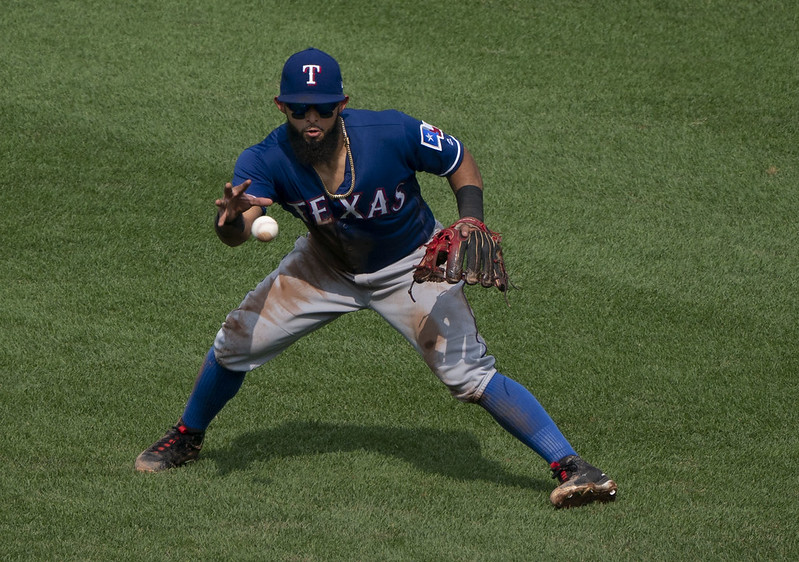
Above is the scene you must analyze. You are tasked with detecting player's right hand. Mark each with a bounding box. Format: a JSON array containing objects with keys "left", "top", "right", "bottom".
[{"left": 215, "top": 180, "right": 273, "bottom": 227}]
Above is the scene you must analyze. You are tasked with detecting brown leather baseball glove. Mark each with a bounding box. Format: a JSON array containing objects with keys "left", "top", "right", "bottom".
[{"left": 412, "top": 217, "right": 509, "bottom": 293}]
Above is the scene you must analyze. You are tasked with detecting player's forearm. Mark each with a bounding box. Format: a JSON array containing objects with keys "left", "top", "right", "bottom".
[
  {"left": 448, "top": 148, "right": 483, "bottom": 191},
  {"left": 214, "top": 212, "right": 250, "bottom": 247},
  {"left": 448, "top": 149, "right": 485, "bottom": 221}
]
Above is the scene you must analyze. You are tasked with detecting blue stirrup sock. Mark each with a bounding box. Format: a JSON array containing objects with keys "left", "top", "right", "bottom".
[
  {"left": 478, "top": 373, "right": 577, "bottom": 464},
  {"left": 181, "top": 348, "right": 246, "bottom": 431}
]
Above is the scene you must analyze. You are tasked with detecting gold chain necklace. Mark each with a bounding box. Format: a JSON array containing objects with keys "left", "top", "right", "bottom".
[{"left": 315, "top": 117, "right": 355, "bottom": 200}]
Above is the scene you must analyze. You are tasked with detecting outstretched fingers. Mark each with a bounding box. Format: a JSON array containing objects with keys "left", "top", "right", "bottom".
[
  {"left": 216, "top": 179, "right": 274, "bottom": 226},
  {"left": 247, "top": 195, "right": 274, "bottom": 208}
]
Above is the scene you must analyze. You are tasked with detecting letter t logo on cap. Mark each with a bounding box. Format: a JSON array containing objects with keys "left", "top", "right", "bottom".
[{"left": 302, "top": 64, "right": 321, "bottom": 85}]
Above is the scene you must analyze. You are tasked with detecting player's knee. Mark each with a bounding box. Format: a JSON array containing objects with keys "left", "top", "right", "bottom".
[
  {"left": 212, "top": 329, "right": 250, "bottom": 371},
  {"left": 439, "top": 369, "right": 496, "bottom": 403},
  {"left": 211, "top": 342, "right": 235, "bottom": 370}
]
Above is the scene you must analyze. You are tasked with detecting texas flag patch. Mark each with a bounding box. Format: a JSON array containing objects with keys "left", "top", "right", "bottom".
[{"left": 420, "top": 121, "right": 444, "bottom": 151}]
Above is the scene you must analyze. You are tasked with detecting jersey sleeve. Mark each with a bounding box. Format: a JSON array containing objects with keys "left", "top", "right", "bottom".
[
  {"left": 233, "top": 146, "right": 278, "bottom": 201},
  {"left": 401, "top": 112, "right": 464, "bottom": 177}
]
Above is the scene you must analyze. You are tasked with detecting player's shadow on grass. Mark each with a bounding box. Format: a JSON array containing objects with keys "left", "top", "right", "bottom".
[{"left": 208, "top": 420, "right": 549, "bottom": 491}]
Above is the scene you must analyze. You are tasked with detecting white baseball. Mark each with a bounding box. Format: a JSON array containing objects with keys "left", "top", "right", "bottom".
[{"left": 251, "top": 215, "right": 279, "bottom": 242}]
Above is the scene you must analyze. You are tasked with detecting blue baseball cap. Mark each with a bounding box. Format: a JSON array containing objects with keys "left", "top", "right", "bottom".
[{"left": 276, "top": 48, "right": 346, "bottom": 104}]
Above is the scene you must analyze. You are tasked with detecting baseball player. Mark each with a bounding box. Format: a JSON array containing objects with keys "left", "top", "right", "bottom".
[{"left": 135, "top": 48, "right": 617, "bottom": 508}]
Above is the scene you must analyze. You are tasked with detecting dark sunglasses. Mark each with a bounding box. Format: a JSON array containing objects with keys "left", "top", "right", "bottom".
[{"left": 286, "top": 102, "right": 339, "bottom": 119}]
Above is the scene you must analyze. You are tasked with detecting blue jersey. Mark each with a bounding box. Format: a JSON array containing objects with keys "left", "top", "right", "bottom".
[{"left": 234, "top": 108, "right": 464, "bottom": 273}]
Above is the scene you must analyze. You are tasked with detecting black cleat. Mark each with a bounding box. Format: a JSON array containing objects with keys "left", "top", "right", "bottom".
[
  {"left": 550, "top": 455, "right": 617, "bottom": 508},
  {"left": 135, "top": 421, "right": 205, "bottom": 473}
]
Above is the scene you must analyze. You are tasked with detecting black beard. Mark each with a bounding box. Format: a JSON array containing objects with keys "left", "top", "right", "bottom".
[{"left": 287, "top": 117, "right": 342, "bottom": 167}]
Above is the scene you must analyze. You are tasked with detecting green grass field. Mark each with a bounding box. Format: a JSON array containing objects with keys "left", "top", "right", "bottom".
[{"left": 2, "top": 0, "right": 798, "bottom": 559}]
